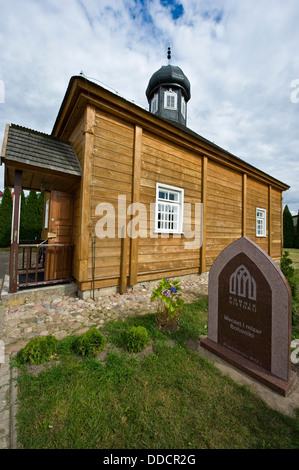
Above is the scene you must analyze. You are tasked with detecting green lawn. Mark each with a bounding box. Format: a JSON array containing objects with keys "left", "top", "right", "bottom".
[
  {"left": 14, "top": 297, "right": 299, "bottom": 450},
  {"left": 286, "top": 248, "right": 299, "bottom": 268}
]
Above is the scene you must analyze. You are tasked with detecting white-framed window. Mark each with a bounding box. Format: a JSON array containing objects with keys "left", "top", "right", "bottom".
[
  {"left": 155, "top": 183, "right": 184, "bottom": 233},
  {"left": 151, "top": 93, "right": 158, "bottom": 114},
  {"left": 181, "top": 96, "right": 186, "bottom": 118},
  {"left": 44, "top": 199, "right": 49, "bottom": 229},
  {"left": 256, "top": 208, "right": 266, "bottom": 237},
  {"left": 164, "top": 90, "right": 177, "bottom": 110}
]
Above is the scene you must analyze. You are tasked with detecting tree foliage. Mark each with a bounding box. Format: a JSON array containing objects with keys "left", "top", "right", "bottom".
[
  {"left": 0, "top": 187, "right": 13, "bottom": 247},
  {"left": 294, "top": 211, "right": 299, "bottom": 249},
  {"left": 0, "top": 189, "right": 44, "bottom": 247},
  {"left": 283, "top": 205, "right": 295, "bottom": 248},
  {"left": 19, "top": 191, "right": 44, "bottom": 241}
]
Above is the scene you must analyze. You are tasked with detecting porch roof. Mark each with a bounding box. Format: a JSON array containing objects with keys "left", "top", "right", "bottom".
[{"left": 1, "top": 124, "right": 81, "bottom": 192}]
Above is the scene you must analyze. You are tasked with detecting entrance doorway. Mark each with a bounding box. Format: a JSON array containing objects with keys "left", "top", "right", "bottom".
[{"left": 44, "top": 190, "right": 74, "bottom": 281}]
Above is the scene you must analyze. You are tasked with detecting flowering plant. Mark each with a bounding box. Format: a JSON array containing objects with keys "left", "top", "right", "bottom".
[{"left": 151, "top": 278, "right": 184, "bottom": 328}]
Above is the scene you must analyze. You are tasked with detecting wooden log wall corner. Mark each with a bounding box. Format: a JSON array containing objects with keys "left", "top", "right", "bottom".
[
  {"left": 200, "top": 156, "right": 207, "bottom": 273},
  {"left": 268, "top": 184, "right": 272, "bottom": 257},
  {"left": 79, "top": 103, "right": 95, "bottom": 283},
  {"left": 242, "top": 173, "right": 247, "bottom": 237}
]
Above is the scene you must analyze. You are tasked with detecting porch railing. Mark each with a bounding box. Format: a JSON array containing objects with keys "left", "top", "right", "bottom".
[{"left": 9, "top": 242, "right": 74, "bottom": 292}]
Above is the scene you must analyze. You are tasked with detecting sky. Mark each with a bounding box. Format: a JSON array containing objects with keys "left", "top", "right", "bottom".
[{"left": 0, "top": 0, "right": 298, "bottom": 214}]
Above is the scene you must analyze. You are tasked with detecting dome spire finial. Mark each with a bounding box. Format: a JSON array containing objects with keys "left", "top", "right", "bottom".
[{"left": 167, "top": 43, "right": 171, "bottom": 64}]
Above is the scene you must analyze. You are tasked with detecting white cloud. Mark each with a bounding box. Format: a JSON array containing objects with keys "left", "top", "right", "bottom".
[{"left": 0, "top": 0, "right": 298, "bottom": 214}]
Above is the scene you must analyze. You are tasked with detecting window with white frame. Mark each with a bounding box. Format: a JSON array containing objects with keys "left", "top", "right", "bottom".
[
  {"left": 256, "top": 208, "right": 266, "bottom": 237},
  {"left": 155, "top": 183, "right": 184, "bottom": 233},
  {"left": 164, "top": 90, "right": 177, "bottom": 110},
  {"left": 44, "top": 199, "right": 49, "bottom": 229},
  {"left": 151, "top": 93, "right": 158, "bottom": 114},
  {"left": 181, "top": 96, "right": 186, "bottom": 118}
]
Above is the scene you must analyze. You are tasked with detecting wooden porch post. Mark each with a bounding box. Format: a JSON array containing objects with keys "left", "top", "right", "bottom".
[
  {"left": 129, "top": 125, "right": 142, "bottom": 286},
  {"left": 9, "top": 170, "right": 22, "bottom": 293}
]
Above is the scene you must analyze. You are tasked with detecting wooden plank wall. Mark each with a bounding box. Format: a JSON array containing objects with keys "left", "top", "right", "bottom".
[
  {"left": 68, "top": 115, "right": 85, "bottom": 280},
  {"left": 270, "top": 188, "right": 283, "bottom": 258},
  {"left": 88, "top": 109, "right": 134, "bottom": 285},
  {"left": 71, "top": 106, "right": 283, "bottom": 292},
  {"left": 205, "top": 160, "right": 243, "bottom": 269},
  {"left": 246, "top": 177, "right": 269, "bottom": 253},
  {"left": 138, "top": 130, "right": 202, "bottom": 281}
]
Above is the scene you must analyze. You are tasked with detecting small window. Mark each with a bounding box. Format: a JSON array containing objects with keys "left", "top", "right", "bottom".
[
  {"left": 155, "top": 183, "right": 184, "bottom": 233},
  {"left": 181, "top": 96, "right": 186, "bottom": 118},
  {"left": 256, "top": 208, "right": 266, "bottom": 237},
  {"left": 44, "top": 199, "right": 49, "bottom": 229},
  {"left": 164, "top": 90, "right": 177, "bottom": 110},
  {"left": 151, "top": 93, "right": 158, "bottom": 114}
]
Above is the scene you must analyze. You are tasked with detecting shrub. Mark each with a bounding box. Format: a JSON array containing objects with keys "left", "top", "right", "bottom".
[
  {"left": 57, "top": 334, "right": 79, "bottom": 356},
  {"left": 280, "top": 251, "right": 297, "bottom": 299},
  {"left": 280, "top": 251, "right": 298, "bottom": 325},
  {"left": 74, "top": 327, "right": 107, "bottom": 357},
  {"left": 0, "top": 187, "right": 13, "bottom": 248},
  {"left": 122, "top": 326, "right": 150, "bottom": 353},
  {"left": 295, "top": 213, "right": 299, "bottom": 249},
  {"left": 17, "top": 335, "right": 58, "bottom": 365},
  {"left": 283, "top": 205, "right": 295, "bottom": 248},
  {"left": 151, "top": 278, "right": 184, "bottom": 328}
]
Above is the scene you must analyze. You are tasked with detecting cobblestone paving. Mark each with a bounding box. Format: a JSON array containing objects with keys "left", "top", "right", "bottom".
[{"left": 1, "top": 274, "right": 209, "bottom": 355}]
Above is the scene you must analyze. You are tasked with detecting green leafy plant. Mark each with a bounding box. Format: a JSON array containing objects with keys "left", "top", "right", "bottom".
[
  {"left": 17, "top": 335, "right": 58, "bottom": 365},
  {"left": 280, "top": 251, "right": 297, "bottom": 299},
  {"left": 0, "top": 187, "right": 13, "bottom": 248},
  {"left": 151, "top": 278, "right": 184, "bottom": 328},
  {"left": 74, "top": 327, "right": 107, "bottom": 357},
  {"left": 122, "top": 326, "right": 150, "bottom": 353},
  {"left": 280, "top": 251, "right": 298, "bottom": 325}
]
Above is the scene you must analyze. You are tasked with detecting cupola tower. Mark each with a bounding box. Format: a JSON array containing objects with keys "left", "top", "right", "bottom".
[{"left": 145, "top": 45, "right": 191, "bottom": 126}]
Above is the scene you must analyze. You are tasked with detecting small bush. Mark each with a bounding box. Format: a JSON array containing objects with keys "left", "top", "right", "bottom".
[
  {"left": 57, "top": 334, "right": 79, "bottom": 356},
  {"left": 74, "top": 327, "right": 107, "bottom": 357},
  {"left": 280, "top": 251, "right": 297, "bottom": 299},
  {"left": 280, "top": 251, "right": 298, "bottom": 325},
  {"left": 151, "top": 278, "right": 184, "bottom": 328},
  {"left": 17, "top": 335, "right": 58, "bottom": 365},
  {"left": 123, "top": 326, "right": 150, "bottom": 353}
]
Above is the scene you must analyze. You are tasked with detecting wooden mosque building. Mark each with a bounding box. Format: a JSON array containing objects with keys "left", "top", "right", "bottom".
[{"left": 0, "top": 50, "right": 289, "bottom": 297}]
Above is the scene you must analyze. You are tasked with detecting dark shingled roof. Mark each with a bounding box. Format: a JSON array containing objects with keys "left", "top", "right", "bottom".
[
  {"left": 146, "top": 65, "right": 191, "bottom": 102},
  {"left": 4, "top": 124, "right": 81, "bottom": 176}
]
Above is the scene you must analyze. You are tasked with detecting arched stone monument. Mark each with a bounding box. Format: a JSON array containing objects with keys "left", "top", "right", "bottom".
[{"left": 201, "top": 237, "right": 297, "bottom": 396}]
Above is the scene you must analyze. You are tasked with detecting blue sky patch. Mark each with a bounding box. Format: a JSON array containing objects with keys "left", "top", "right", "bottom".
[
  {"left": 160, "top": 0, "right": 184, "bottom": 20},
  {"left": 202, "top": 8, "right": 223, "bottom": 24}
]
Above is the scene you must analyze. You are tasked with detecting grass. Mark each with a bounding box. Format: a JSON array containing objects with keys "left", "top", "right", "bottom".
[
  {"left": 286, "top": 248, "right": 299, "bottom": 267},
  {"left": 13, "top": 296, "right": 299, "bottom": 450}
]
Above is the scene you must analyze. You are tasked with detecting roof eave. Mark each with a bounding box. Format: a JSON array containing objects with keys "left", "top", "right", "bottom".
[{"left": 51, "top": 75, "right": 290, "bottom": 192}]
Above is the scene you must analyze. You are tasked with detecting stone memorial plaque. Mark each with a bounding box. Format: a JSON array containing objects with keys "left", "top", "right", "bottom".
[{"left": 201, "top": 237, "right": 297, "bottom": 396}]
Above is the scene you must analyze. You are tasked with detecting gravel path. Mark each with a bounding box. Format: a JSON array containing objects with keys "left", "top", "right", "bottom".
[{"left": 1, "top": 274, "right": 209, "bottom": 355}]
